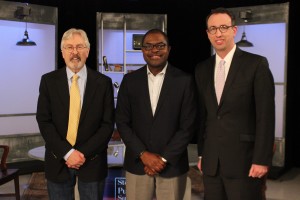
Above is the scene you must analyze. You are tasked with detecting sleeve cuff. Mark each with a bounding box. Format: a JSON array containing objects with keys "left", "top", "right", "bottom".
[{"left": 64, "top": 148, "right": 75, "bottom": 161}]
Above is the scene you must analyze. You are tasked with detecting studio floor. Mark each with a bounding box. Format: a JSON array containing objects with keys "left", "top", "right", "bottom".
[{"left": 1, "top": 167, "right": 300, "bottom": 200}]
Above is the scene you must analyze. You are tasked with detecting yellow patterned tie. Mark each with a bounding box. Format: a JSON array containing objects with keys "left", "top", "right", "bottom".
[{"left": 66, "top": 74, "right": 81, "bottom": 146}]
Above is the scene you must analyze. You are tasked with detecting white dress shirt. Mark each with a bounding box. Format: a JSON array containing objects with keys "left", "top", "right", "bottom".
[
  {"left": 214, "top": 45, "right": 236, "bottom": 86},
  {"left": 147, "top": 64, "right": 167, "bottom": 115}
]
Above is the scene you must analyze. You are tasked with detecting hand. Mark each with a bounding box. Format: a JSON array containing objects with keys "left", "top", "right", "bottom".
[
  {"left": 65, "top": 150, "right": 86, "bottom": 169},
  {"left": 140, "top": 151, "right": 166, "bottom": 174},
  {"left": 248, "top": 164, "right": 268, "bottom": 178},
  {"left": 144, "top": 166, "right": 157, "bottom": 176},
  {"left": 197, "top": 157, "right": 202, "bottom": 172}
]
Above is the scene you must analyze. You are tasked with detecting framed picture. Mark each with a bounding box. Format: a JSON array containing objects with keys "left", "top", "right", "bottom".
[{"left": 132, "top": 34, "right": 144, "bottom": 50}]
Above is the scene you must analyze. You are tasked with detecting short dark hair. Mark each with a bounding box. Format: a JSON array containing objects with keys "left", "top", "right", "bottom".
[
  {"left": 206, "top": 7, "right": 236, "bottom": 27},
  {"left": 142, "top": 29, "right": 169, "bottom": 46}
]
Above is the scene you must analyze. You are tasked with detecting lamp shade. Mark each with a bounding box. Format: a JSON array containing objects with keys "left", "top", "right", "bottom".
[
  {"left": 16, "top": 30, "right": 36, "bottom": 46},
  {"left": 16, "top": 21, "right": 36, "bottom": 46},
  {"left": 236, "top": 31, "right": 253, "bottom": 47}
]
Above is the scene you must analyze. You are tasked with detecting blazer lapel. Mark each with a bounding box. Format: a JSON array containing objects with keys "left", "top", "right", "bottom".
[
  {"left": 219, "top": 48, "right": 243, "bottom": 105},
  {"left": 56, "top": 68, "right": 69, "bottom": 109},
  {"left": 153, "top": 65, "right": 172, "bottom": 118},
  {"left": 80, "top": 68, "right": 97, "bottom": 122},
  {"left": 206, "top": 57, "right": 219, "bottom": 107},
  {"left": 140, "top": 67, "right": 154, "bottom": 118}
]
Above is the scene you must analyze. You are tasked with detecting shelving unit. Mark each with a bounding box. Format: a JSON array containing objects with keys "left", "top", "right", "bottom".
[{"left": 97, "top": 12, "right": 167, "bottom": 100}]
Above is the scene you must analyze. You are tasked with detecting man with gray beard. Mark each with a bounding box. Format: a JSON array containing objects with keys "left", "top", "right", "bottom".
[{"left": 36, "top": 28, "right": 114, "bottom": 200}]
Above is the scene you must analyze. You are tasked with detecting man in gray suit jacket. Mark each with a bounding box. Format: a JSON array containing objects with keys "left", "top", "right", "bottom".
[
  {"left": 195, "top": 8, "right": 275, "bottom": 200},
  {"left": 36, "top": 28, "right": 114, "bottom": 200},
  {"left": 116, "top": 29, "right": 197, "bottom": 200}
]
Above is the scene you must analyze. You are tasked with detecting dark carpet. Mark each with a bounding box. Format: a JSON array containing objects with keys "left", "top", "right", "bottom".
[{"left": 22, "top": 172, "right": 48, "bottom": 200}]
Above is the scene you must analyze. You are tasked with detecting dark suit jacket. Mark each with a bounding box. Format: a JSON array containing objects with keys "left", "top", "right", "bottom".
[
  {"left": 36, "top": 67, "right": 114, "bottom": 182},
  {"left": 116, "top": 64, "right": 197, "bottom": 178},
  {"left": 195, "top": 48, "right": 275, "bottom": 178}
]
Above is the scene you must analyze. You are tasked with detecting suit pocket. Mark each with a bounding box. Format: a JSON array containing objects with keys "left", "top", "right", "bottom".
[
  {"left": 51, "top": 151, "right": 58, "bottom": 159},
  {"left": 90, "top": 154, "right": 99, "bottom": 160},
  {"left": 240, "top": 134, "right": 255, "bottom": 142}
]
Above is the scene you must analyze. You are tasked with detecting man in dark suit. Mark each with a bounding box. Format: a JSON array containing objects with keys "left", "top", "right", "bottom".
[
  {"left": 36, "top": 28, "right": 114, "bottom": 200},
  {"left": 116, "top": 29, "right": 197, "bottom": 200},
  {"left": 195, "top": 8, "right": 275, "bottom": 200}
]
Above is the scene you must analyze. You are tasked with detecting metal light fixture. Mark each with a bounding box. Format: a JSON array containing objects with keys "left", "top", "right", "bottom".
[
  {"left": 236, "top": 10, "right": 253, "bottom": 47},
  {"left": 236, "top": 26, "right": 253, "bottom": 47},
  {"left": 16, "top": 22, "right": 36, "bottom": 46},
  {"left": 15, "top": 5, "right": 36, "bottom": 46}
]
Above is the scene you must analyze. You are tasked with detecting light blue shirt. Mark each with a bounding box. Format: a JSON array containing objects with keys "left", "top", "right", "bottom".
[{"left": 66, "top": 66, "right": 87, "bottom": 108}]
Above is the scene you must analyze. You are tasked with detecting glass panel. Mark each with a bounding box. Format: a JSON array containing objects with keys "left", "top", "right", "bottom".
[
  {"left": 99, "top": 29, "right": 124, "bottom": 71},
  {"left": 0, "top": 20, "right": 56, "bottom": 115},
  {"left": 275, "top": 85, "right": 285, "bottom": 138},
  {"left": 0, "top": 20, "right": 56, "bottom": 135},
  {"left": 235, "top": 23, "right": 286, "bottom": 83},
  {"left": 98, "top": 12, "right": 167, "bottom": 77}
]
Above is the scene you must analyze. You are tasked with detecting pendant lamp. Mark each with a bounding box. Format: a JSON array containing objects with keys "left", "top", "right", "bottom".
[
  {"left": 236, "top": 26, "right": 253, "bottom": 47},
  {"left": 236, "top": 9, "right": 253, "bottom": 47},
  {"left": 16, "top": 22, "right": 36, "bottom": 46},
  {"left": 15, "top": 5, "right": 36, "bottom": 46}
]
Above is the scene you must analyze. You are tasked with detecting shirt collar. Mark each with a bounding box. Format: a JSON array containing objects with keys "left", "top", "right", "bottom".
[
  {"left": 66, "top": 65, "right": 87, "bottom": 80},
  {"left": 147, "top": 62, "right": 168, "bottom": 76},
  {"left": 216, "top": 45, "right": 236, "bottom": 66}
]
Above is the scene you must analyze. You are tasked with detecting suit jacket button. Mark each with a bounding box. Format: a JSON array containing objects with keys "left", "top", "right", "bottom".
[{"left": 217, "top": 116, "right": 221, "bottom": 120}]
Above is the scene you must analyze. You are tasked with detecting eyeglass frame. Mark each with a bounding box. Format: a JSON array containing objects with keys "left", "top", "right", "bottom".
[
  {"left": 142, "top": 42, "right": 167, "bottom": 51},
  {"left": 207, "top": 25, "right": 235, "bottom": 35},
  {"left": 63, "top": 44, "right": 87, "bottom": 53}
]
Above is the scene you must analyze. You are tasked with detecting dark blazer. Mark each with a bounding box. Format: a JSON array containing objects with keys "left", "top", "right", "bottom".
[
  {"left": 195, "top": 48, "right": 275, "bottom": 178},
  {"left": 116, "top": 64, "right": 197, "bottom": 178},
  {"left": 36, "top": 67, "right": 114, "bottom": 182}
]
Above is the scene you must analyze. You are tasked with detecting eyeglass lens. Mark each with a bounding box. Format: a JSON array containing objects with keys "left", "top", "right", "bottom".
[
  {"left": 142, "top": 43, "right": 167, "bottom": 50},
  {"left": 208, "top": 25, "right": 233, "bottom": 34}
]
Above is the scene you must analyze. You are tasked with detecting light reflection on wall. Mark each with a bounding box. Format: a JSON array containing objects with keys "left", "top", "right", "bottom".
[
  {"left": 0, "top": 19, "right": 55, "bottom": 135},
  {"left": 235, "top": 23, "right": 286, "bottom": 138},
  {"left": 235, "top": 23, "right": 286, "bottom": 83}
]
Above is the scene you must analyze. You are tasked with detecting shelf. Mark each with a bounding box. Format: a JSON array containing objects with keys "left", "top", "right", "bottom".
[
  {"left": 98, "top": 12, "right": 167, "bottom": 89},
  {"left": 99, "top": 63, "right": 143, "bottom": 67},
  {"left": 125, "top": 50, "right": 142, "bottom": 52},
  {"left": 101, "top": 71, "right": 125, "bottom": 74}
]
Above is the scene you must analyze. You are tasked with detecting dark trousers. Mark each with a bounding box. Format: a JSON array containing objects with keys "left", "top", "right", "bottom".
[
  {"left": 47, "top": 169, "right": 105, "bottom": 200},
  {"left": 203, "top": 165, "right": 264, "bottom": 200}
]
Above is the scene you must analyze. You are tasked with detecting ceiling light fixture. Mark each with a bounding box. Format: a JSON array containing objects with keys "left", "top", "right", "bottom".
[
  {"left": 236, "top": 10, "right": 253, "bottom": 47},
  {"left": 16, "top": 22, "right": 36, "bottom": 46},
  {"left": 236, "top": 26, "right": 253, "bottom": 47},
  {"left": 15, "top": 5, "right": 36, "bottom": 46}
]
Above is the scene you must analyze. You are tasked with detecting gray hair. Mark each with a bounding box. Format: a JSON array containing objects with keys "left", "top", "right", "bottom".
[{"left": 60, "top": 28, "right": 90, "bottom": 50}]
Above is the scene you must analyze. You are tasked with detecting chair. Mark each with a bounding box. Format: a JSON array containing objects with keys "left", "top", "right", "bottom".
[{"left": 0, "top": 145, "right": 20, "bottom": 200}]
